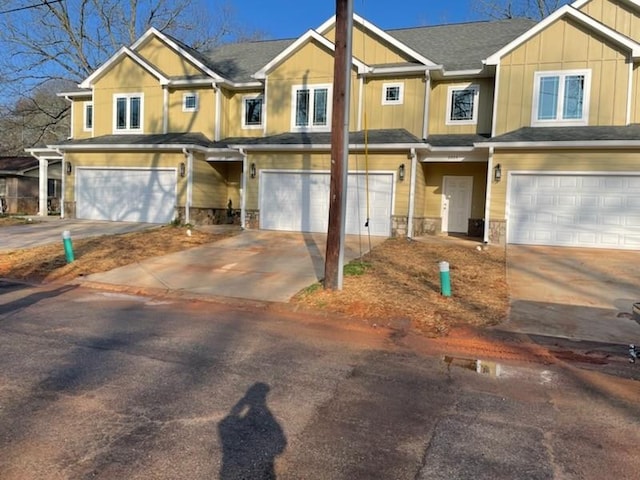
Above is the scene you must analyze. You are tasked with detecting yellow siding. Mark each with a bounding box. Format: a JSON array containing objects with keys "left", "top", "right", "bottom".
[
  {"left": 64, "top": 151, "right": 186, "bottom": 204},
  {"left": 92, "top": 56, "right": 165, "bottom": 136},
  {"left": 245, "top": 151, "right": 410, "bottom": 214},
  {"left": 428, "top": 78, "right": 494, "bottom": 135},
  {"left": 323, "top": 23, "right": 414, "bottom": 64},
  {"left": 222, "top": 89, "right": 265, "bottom": 138},
  {"left": 265, "top": 40, "right": 359, "bottom": 134},
  {"left": 71, "top": 98, "right": 93, "bottom": 139},
  {"left": 192, "top": 156, "right": 229, "bottom": 209},
  {"left": 421, "top": 163, "right": 487, "bottom": 219},
  {"left": 633, "top": 63, "right": 640, "bottom": 124},
  {"left": 496, "top": 17, "right": 629, "bottom": 135},
  {"left": 363, "top": 76, "right": 425, "bottom": 137},
  {"left": 167, "top": 87, "right": 215, "bottom": 138},
  {"left": 579, "top": 0, "right": 640, "bottom": 42},
  {"left": 490, "top": 149, "right": 640, "bottom": 219},
  {"left": 135, "top": 36, "right": 203, "bottom": 77}
]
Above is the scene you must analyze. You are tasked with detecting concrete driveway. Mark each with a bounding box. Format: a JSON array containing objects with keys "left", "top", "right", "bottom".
[
  {"left": 497, "top": 245, "right": 640, "bottom": 344},
  {"left": 84, "top": 230, "right": 384, "bottom": 303},
  {"left": 0, "top": 217, "right": 157, "bottom": 251}
]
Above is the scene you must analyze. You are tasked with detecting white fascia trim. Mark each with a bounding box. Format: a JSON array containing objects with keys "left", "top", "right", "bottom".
[
  {"left": 79, "top": 46, "right": 170, "bottom": 88},
  {"left": 485, "top": 5, "right": 640, "bottom": 65},
  {"left": 477, "top": 140, "right": 640, "bottom": 148},
  {"left": 441, "top": 69, "right": 485, "bottom": 78},
  {"left": 253, "top": 29, "right": 369, "bottom": 79},
  {"left": 368, "top": 65, "right": 435, "bottom": 75},
  {"left": 226, "top": 143, "right": 427, "bottom": 151},
  {"left": 57, "top": 91, "right": 92, "bottom": 99},
  {"left": 317, "top": 13, "right": 439, "bottom": 67},
  {"left": 50, "top": 143, "right": 211, "bottom": 153},
  {"left": 572, "top": 0, "right": 640, "bottom": 9},
  {"left": 131, "top": 27, "right": 227, "bottom": 83},
  {"left": 426, "top": 146, "right": 477, "bottom": 153}
]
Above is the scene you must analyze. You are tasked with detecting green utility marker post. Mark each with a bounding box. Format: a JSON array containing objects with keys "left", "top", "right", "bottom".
[
  {"left": 439, "top": 261, "right": 451, "bottom": 297},
  {"left": 62, "top": 230, "right": 75, "bottom": 263}
]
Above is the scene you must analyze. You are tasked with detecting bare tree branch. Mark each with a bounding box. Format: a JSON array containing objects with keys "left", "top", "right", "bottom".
[{"left": 473, "top": 0, "right": 569, "bottom": 20}]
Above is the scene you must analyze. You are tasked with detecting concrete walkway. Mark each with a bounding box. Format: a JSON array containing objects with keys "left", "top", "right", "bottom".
[{"left": 84, "top": 230, "right": 384, "bottom": 303}]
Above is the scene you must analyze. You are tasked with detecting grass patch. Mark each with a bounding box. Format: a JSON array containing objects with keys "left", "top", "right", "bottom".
[{"left": 344, "top": 261, "right": 371, "bottom": 276}]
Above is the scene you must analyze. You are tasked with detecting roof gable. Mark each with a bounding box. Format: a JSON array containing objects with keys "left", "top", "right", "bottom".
[
  {"left": 317, "top": 13, "right": 438, "bottom": 67},
  {"left": 253, "top": 29, "right": 368, "bottom": 80},
  {"left": 485, "top": 5, "right": 640, "bottom": 65},
  {"left": 573, "top": 0, "right": 640, "bottom": 10},
  {"left": 79, "top": 46, "right": 170, "bottom": 89}
]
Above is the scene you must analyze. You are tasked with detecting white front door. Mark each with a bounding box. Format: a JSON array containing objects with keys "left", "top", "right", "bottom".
[{"left": 442, "top": 176, "right": 473, "bottom": 233}]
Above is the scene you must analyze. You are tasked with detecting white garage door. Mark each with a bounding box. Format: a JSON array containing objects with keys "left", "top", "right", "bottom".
[
  {"left": 260, "top": 171, "right": 393, "bottom": 236},
  {"left": 76, "top": 168, "right": 177, "bottom": 223},
  {"left": 508, "top": 174, "right": 640, "bottom": 249}
]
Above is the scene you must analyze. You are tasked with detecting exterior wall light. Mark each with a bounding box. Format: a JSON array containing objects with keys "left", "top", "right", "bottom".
[
  {"left": 179, "top": 162, "right": 186, "bottom": 177},
  {"left": 399, "top": 163, "right": 406, "bottom": 182},
  {"left": 65, "top": 161, "right": 72, "bottom": 176},
  {"left": 250, "top": 163, "right": 256, "bottom": 179},
  {"left": 494, "top": 163, "right": 502, "bottom": 182}
]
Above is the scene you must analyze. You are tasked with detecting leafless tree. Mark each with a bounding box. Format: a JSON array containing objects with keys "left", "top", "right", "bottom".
[
  {"left": 473, "top": 0, "right": 570, "bottom": 20},
  {"left": 0, "top": 0, "right": 264, "bottom": 150}
]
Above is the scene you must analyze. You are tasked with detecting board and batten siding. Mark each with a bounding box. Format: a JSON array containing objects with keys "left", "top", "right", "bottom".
[
  {"left": 135, "top": 36, "right": 203, "bottom": 77},
  {"left": 428, "top": 78, "right": 494, "bottom": 135},
  {"left": 495, "top": 17, "right": 629, "bottom": 135},
  {"left": 91, "top": 56, "right": 165, "bottom": 137},
  {"left": 221, "top": 89, "right": 265, "bottom": 139},
  {"left": 71, "top": 96, "right": 94, "bottom": 139},
  {"left": 489, "top": 149, "right": 640, "bottom": 220},
  {"left": 167, "top": 87, "right": 216, "bottom": 138},
  {"left": 578, "top": 0, "right": 640, "bottom": 42}
]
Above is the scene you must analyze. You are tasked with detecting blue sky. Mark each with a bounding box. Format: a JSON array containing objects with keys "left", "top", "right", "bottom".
[{"left": 227, "top": 1, "right": 484, "bottom": 40}]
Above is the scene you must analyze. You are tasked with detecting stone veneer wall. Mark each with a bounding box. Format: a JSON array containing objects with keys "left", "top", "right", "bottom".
[
  {"left": 177, "top": 207, "right": 241, "bottom": 226},
  {"left": 63, "top": 201, "right": 76, "bottom": 219},
  {"left": 244, "top": 210, "right": 260, "bottom": 229}
]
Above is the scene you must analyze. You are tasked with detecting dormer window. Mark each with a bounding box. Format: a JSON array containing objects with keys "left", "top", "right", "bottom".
[
  {"left": 532, "top": 70, "right": 590, "bottom": 126},
  {"left": 113, "top": 93, "right": 143, "bottom": 133}
]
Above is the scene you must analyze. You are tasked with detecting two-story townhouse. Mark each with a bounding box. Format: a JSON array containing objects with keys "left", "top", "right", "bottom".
[{"left": 29, "top": 0, "right": 640, "bottom": 250}]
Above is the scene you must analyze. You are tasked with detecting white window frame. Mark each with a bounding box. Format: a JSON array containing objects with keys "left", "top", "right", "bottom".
[
  {"left": 83, "top": 101, "right": 93, "bottom": 132},
  {"left": 113, "top": 93, "right": 144, "bottom": 133},
  {"left": 382, "top": 82, "right": 404, "bottom": 105},
  {"left": 531, "top": 69, "right": 591, "bottom": 127},
  {"left": 446, "top": 84, "right": 480, "bottom": 125},
  {"left": 182, "top": 92, "right": 199, "bottom": 112},
  {"left": 242, "top": 94, "right": 264, "bottom": 129},
  {"left": 290, "top": 83, "right": 332, "bottom": 132}
]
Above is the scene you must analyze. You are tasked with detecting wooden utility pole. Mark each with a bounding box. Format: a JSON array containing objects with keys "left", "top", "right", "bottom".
[{"left": 324, "top": 0, "right": 354, "bottom": 290}]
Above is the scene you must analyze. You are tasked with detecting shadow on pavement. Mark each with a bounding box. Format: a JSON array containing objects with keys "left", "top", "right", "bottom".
[
  {"left": 0, "top": 284, "right": 78, "bottom": 316},
  {"left": 218, "top": 382, "right": 287, "bottom": 480}
]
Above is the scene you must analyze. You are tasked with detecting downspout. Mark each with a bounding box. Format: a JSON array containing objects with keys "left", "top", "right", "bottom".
[
  {"left": 422, "top": 72, "right": 431, "bottom": 140},
  {"left": 36, "top": 156, "right": 48, "bottom": 216},
  {"left": 182, "top": 148, "right": 193, "bottom": 224},
  {"left": 239, "top": 148, "right": 247, "bottom": 229},
  {"left": 55, "top": 148, "right": 65, "bottom": 219},
  {"left": 213, "top": 82, "right": 221, "bottom": 141},
  {"left": 357, "top": 75, "right": 364, "bottom": 131},
  {"left": 64, "top": 95, "right": 73, "bottom": 139},
  {"left": 407, "top": 148, "right": 417, "bottom": 239},
  {"left": 483, "top": 146, "right": 495, "bottom": 244}
]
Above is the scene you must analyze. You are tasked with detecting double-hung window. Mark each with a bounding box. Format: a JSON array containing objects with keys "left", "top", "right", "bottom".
[
  {"left": 532, "top": 70, "right": 590, "bottom": 126},
  {"left": 113, "top": 93, "right": 143, "bottom": 133},
  {"left": 243, "top": 95, "right": 263, "bottom": 129},
  {"left": 446, "top": 84, "right": 479, "bottom": 125},
  {"left": 291, "top": 84, "right": 331, "bottom": 131},
  {"left": 83, "top": 102, "right": 93, "bottom": 132}
]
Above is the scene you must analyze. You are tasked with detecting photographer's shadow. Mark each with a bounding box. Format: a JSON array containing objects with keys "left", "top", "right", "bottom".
[{"left": 218, "top": 382, "right": 287, "bottom": 480}]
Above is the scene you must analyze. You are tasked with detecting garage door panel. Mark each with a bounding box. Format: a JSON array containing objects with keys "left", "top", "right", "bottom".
[
  {"left": 509, "top": 174, "right": 640, "bottom": 249},
  {"left": 260, "top": 172, "right": 392, "bottom": 236},
  {"left": 77, "top": 168, "right": 176, "bottom": 224}
]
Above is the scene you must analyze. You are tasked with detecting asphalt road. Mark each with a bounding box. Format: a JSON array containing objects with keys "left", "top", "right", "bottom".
[{"left": 0, "top": 282, "right": 639, "bottom": 479}]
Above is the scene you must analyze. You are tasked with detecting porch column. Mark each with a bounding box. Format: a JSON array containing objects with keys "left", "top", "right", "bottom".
[{"left": 38, "top": 158, "right": 48, "bottom": 216}]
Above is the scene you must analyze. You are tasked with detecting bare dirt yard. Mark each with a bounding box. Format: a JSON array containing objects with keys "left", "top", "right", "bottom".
[{"left": 0, "top": 218, "right": 507, "bottom": 336}]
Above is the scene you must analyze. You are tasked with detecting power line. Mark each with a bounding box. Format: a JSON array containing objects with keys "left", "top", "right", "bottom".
[{"left": 0, "top": 0, "right": 63, "bottom": 15}]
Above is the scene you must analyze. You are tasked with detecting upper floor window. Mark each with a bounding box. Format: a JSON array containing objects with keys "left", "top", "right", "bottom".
[
  {"left": 243, "top": 95, "right": 263, "bottom": 129},
  {"left": 83, "top": 102, "right": 93, "bottom": 131},
  {"left": 532, "top": 70, "right": 590, "bottom": 126},
  {"left": 113, "top": 93, "right": 143, "bottom": 133},
  {"left": 183, "top": 92, "right": 198, "bottom": 112},
  {"left": 382, "top": 82, "right": 404, "bottom": 105},
  {"left": 446, "top": 84, "right": 479, "bottom": 125},
  {"left": 291, "top": 84, "right": 331, "bottom": 131}
]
